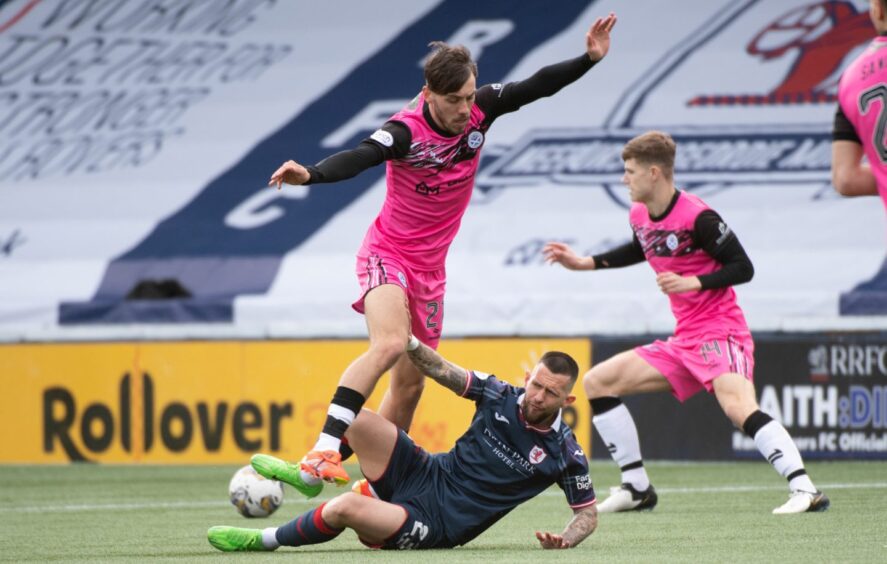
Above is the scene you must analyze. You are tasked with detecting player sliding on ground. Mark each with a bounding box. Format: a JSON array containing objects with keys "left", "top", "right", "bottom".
[
  {"left": 544, "top": 131, "right": 829, "bottom": 515},
  {"left": 265, "top": 13, "right": 617, "bottom": 489},
  {"left": 208, "top": 340, "right": 597, "bottom": 551}
]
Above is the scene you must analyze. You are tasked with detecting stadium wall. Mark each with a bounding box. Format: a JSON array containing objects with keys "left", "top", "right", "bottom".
[
  {"left": 3, "top": 332, "right": 885, "bottom": 464},
  {"left": 0, "top": 338, "right": 591, "bottom": 464}
]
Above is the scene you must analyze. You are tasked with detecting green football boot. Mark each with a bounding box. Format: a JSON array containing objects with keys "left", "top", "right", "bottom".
[
  {"left": 251, "top": 453, "right": 323, "bottom": 498},
  {"left": 207, "top": 526, "right": 271, "bottom": 552}
]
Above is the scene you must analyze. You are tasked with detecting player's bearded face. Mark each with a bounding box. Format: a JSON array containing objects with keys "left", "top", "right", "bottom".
[
  {"left": 521, "top": 368, "right": 570, "bottom": 426},
  {"left": 426, "top": 75, "right": 476, "bottom": 135}
]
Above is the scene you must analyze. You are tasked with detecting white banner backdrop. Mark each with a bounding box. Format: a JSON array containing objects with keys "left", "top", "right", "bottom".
[{"left": 0, "top": 0, "right": 884, "bottom": 340}]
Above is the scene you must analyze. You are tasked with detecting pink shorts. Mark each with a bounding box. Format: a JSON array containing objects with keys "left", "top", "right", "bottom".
[
  {"left": 635, "top": 332, "right": 755, "bottom": 402},
  {"left": 352, "top": 252, "right": 445, "bottom": 349}
]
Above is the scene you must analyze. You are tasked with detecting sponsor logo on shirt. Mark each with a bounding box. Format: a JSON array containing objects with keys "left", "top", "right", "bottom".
[
  {"left": 715, "top": 222, "right": 732, "bottom": 245},
  {"left": 415, "top": 182, "right": 440, "bottom": 196},
  {"left": 483, "top": 427, "right": 535, "bottom": 476},
  {"left": 494, "top": 411, "right": 510, "bottom": 424},
  {"left": 371, "top": 129, "right": 394, "bottom": 147},
  {"left": 575, "top": 474, "right": 593, "bottom": 490}
]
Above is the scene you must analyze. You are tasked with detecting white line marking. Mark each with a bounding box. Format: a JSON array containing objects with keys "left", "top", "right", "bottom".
[
  {"left": 541, "top": 481, "right": 887, "bottom": 497},
  {"left": 3, "top": 482, "right": 885, "bottom": 513}
]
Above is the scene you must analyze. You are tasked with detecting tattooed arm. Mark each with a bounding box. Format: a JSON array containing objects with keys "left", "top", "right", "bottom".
[
  {"left": 535, "top": 505, "right": 598, "bottom": 549},
  {"left": 405, "top": 335, "right": 469, "bottom": 395}
]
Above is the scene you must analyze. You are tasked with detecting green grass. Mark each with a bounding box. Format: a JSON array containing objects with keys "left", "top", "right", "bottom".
[{"left": 0, "top": 462, "right": 884, "bottom": 562}]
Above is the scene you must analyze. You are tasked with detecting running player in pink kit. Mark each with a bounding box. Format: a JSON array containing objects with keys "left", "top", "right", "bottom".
[
  {"left": 833, "top": 0, "right": 887, "bottom": 203},
  {"left": 263, "top": 14, "right": 618, "bottom": 488},
  {"left": 545, "top": 132, "right": 829, "bottom": 515}
]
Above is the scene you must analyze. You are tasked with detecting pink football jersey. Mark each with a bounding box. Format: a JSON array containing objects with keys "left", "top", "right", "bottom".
[
  {"left": 629, "top": 192, "right": 750, "bottom": 337},
  {"left": 359, "top": 92, "right": 490, "bottom": 270},
  {"left": 838, "top": 36, "right": 887, "bottom": 210}
]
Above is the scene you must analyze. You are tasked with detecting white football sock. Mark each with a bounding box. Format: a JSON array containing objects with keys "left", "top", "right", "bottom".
[
  {"left": 593, "top": 403, "right": 650, "bottom": 491},
  {"left": 262, "top": 527, "right": 281, "bottom": 550},
  {"left": 753, "top": 420, "right": 816, "bottom": 492}
]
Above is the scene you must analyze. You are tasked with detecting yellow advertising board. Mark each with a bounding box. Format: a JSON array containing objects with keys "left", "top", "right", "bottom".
[{"left": 0, "top": 339, "right": 590, "bottom": 464}]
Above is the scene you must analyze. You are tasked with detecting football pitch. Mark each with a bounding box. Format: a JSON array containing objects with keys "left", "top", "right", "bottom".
[{"left": 1, "top": 461, "right": 884, "bottom": 562}]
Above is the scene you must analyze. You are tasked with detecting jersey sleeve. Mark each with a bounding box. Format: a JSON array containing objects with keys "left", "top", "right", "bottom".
[
  {"left": 693, "top": 210, "right": 754, "bottom": 290},
  {"left": 556, "top": 438, "right": 597, "bottom": 509},
  {"left": 833, "top": 103, "right": 861, "bottom": 143},
  {"left": 474, "top": 54, "right": 596, "bottom": 121},
  {"left": 305, "top": 121, "right": 411, "bottom": 183},
  {"left": 460, "top": 372, "right": 510, "bottom": 403},
  {"left": 591, "top": 235, "right": 646, "bottom": 268}
]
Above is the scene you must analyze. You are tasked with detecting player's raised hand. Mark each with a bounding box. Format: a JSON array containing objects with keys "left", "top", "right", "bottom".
[
  {"left": 586, "top": 12, "right": 617, "bottom": 62},
  {"left": 535, "top": 531, "right": 571, "bottom": 549},
  {"left": 269, "top": 160, "right": 310, "bottom": 189},
  {"left": 656, "top": 271, "right": 702, "bottom": 294},
  {"left": 543, "top": 242, "right": 594, "bottom": 271}
]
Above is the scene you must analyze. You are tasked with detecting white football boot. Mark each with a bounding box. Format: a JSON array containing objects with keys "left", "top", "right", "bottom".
[
  {"left": 597, "top": 483, "right": 658, "bottom": 513},
  {"left": 772, "top": 490, "right": 830, "bottom": 514}
]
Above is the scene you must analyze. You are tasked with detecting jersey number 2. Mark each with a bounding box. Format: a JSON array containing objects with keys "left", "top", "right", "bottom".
[
  {"left": 425, "top": 302, "right": 439, "bottom": 329},
  {"left": 859, "top": 84, "right": 887, "bottom": 163}
]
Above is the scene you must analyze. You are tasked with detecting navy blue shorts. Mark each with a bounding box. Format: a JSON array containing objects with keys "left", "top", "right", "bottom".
[{"left": 366, "top": 430, "right": 453, "bottom": 549}]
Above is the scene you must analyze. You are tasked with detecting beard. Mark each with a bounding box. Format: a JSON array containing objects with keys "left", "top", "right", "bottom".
[{"left": 521, "top": 400, "right": 554, "bottom": 426}]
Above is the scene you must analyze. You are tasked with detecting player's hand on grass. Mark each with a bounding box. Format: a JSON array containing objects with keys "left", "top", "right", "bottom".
[
  {"left": 269, "top": 160, "right": 310, "bottom": 189},
  {"left": 543, "top": 242, "right": 594, "bottom": 271},
  {"left": 535, "top": 531, "right": 571, "bottom": 549},
  {"left": 656, "top": 271, "right": 702, "bottom": 294},
  {"left": 586, "top": 12, "right": 617, "bottom": 62}
]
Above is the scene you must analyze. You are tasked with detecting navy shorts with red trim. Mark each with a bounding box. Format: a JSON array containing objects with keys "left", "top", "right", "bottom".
[{"left": 365, "top": 430, "right": 452, "bottom": 549}]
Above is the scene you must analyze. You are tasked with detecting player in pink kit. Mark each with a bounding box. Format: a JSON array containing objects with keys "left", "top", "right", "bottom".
[
  {"left": 545, "top": 132, "right": 829, "bottom": 515},
  {"left": 833, "top": 0, "right": 887, "bottom": 203},
  {"left": 263, "top": 14, "right": 618, "bottom": 488}
]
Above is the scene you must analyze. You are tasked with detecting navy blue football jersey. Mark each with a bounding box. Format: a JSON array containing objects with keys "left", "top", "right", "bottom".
[{"left": 433, "top": 372, "right": 596, "bottom": 546}]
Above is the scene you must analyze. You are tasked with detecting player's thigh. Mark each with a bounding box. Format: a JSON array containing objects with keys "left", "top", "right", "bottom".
[
  {"left": 584, "top": 349, "right": 671, "bottom": 397},
  {"left": 364, "top": 283, "right": 411, "bottom": 344},
  {"left": 323, "top": 494, "right": 407, "bottom": 543},
  {"left": 347, "top": 409, "right": 399, "bottom": 479}
]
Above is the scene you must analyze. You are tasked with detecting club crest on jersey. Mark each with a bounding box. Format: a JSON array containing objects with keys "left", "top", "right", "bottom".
[
  {"left": 666, "top": 233, "right": 679, "bottom": 251},
  {"left": 528, "top": 445, "right": 547, "bottom": 465},
  {"left": 467, "top": 130, "right": 484, "bottom": 149}
]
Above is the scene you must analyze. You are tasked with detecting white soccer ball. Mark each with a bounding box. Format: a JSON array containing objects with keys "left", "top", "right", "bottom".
[{"left": 228, "top": 465, "right": 284, "bottom": 518}]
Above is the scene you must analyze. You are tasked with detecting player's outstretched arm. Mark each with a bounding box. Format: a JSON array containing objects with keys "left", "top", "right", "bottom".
[
  {"left": 268, "top": 124, "right": 407, "bottom": 190},
  {"left": 269, "top": 160, "right": 310, "bottom": 189},
  {"left": 475, "top": 13, "right": 616, "bottom": 119},
  {"left": 543, "top": 242, "right": 595, "bottom": 271},
  {"left": 535, "top": 505, "right": 598, "bottom": 549},
  {"left": 405, "top": 335, "right": 469, "bottom": 395}
]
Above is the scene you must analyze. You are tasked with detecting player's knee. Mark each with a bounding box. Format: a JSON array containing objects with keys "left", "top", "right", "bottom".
[
  {"left": 323, "top": 493, "right": 361, "bottom": 525},
  {"left": 368, "top": 336, "right": 407, "bottom": 366}
]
